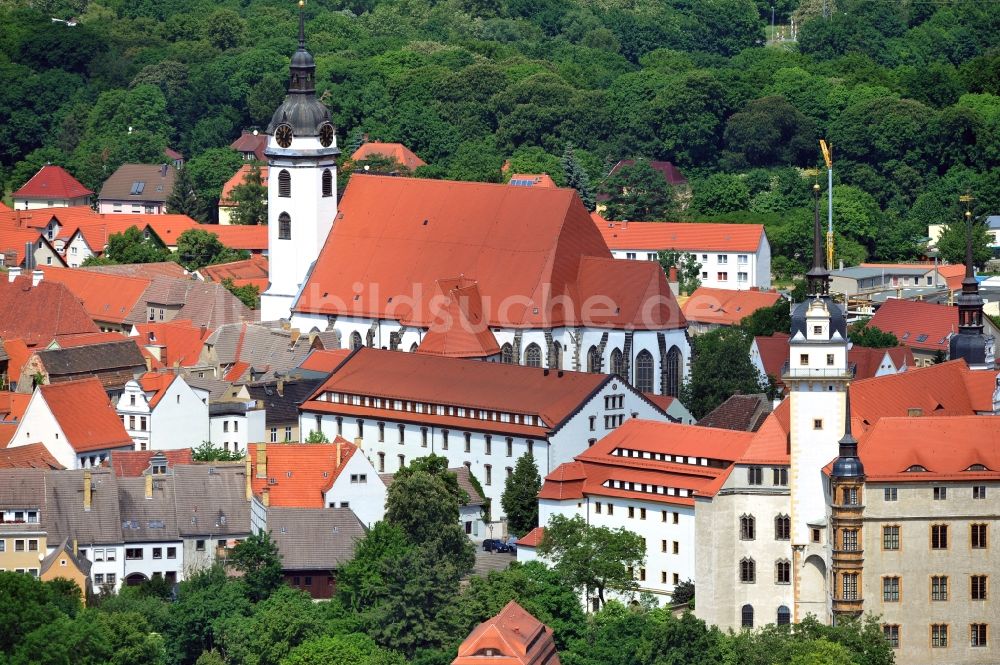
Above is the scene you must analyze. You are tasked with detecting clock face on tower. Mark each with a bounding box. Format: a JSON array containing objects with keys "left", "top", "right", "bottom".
[
  {"left": 275, "top": 124, "right": 293, "bottom": 148},
  {"left": 319, "top": 123, "right": 334, "bottom": 148}
]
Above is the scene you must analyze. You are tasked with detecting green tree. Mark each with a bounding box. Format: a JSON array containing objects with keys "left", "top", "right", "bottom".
[
  {"left": 658, "top": 250, "right": 701, "bottom": 295},
  {"left": 693, "top": 173, "right": 751, "bottom": 215},
  {"left": 391, "top": 454, "right": 469, "bottom": 506},
  {"left": 283, "top": 633, "right": 405, "bottom": 665},
  {"left": 207, "top": 9, "right": 246, "bottom": 50},
  {"left": 216, "top": 586, "right": 324, "bottom": 665},
  {"left": 600, "top": 159, "right": 679, "bottom": 222},
  {"left": 680, "top": 328, "right": 771, "bottom": 418},
  {"left": 936, "top": 219, "right": 991, "bottom": 268},
  {"left": 739, "top": 299, "right": 791, "bottom": 337},
  {"left": 507, "top": 145, "right": 565, "bottom": 186},
  {"left": 221, "top": 278, "right": 260, "bottom": 310},
  {"left": 561, "top": 143, "right": 594, "bottom": 210},
  {"left": 335, "top": 522, "right": 413, "bottom": 614},
  {"left": 0, "top": 572, "right": 66, "bottom": 652},
  {"left": 228, "top": 531, "right": 283, "bottom": 603},
  {"left": 304, "top": 430, "right": 329, "bottom": 443},
  {"left": 671, "top": 579, "right": 695, "bottom": 605},
  {"left": 247, "top": 75, "right": 286, "bottom": 127},
  {"left": 102, "top": 226, "right": 172, "bottom": 264},
  {"left": 501, "top": 452, "right": 541, "bottom": 537},
  {"left": 185, "top": 148, "right": 244, "bottom": 223},
  {"left": 192, "top": 441, "right": 245, "bottom": 462},
  {"left": 166, "top": 566, "right": 252, "bottom": 664},
  {"left": 537, "top": 514, "right": 646, "bottom": 609},
  {"left": 848, "top": 321, "right": 899, "bottom": 348},
  {"left": 227, "top": 163, "right": 267, "bottom": 226},
  {"left": 166, "top": 165, "right": 200, "bottom": 218},
  {"left": 174, "top": 228, "right": 249, "bottom": 270}
]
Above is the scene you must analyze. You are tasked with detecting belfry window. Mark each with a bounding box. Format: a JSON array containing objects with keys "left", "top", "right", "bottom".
[
  {"left": 322, "top": 169, "right": 333, "bottom": 198},
  {"left": 278, "top": 213, "right": 291, "bottom": 240},
  {"left": 278, "top": 170, "right": 291, "bottom": 197}
]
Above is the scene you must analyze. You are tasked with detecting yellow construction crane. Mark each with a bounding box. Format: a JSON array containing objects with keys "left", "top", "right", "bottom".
[{"left": 819, "top": 140, "right": 834, "bottom": 271}]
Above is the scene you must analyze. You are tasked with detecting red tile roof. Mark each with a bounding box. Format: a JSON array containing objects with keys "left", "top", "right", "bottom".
[
  {"left": 869, "top": 299, "right": 958, "bottom": 352},
  {"left": 40, "top": 266, "right": 151, "bottom": 325},
  {"left": 0, "top": 442, "right": 63, "bottom": 469},
  {"left": 594, "top": 219, "right": 766, "bottom": 253},
  {"left": 203, "top": 225, "right": 268, "bottom": 252},
  {"left": 247, "top": 440, "right": 356, "bottom": 508},
  {"left": 296, "top": 176, "right": 684, "bottom": 330},
  {"left": 13, "top": 165, "right": 92, "bottom": 200},
  {"left": 682, "top": 287, "right": 782, "bottom": 326},
  {"left": 351, "top": 142, "right": 426, "bottom": 171},
  {"left": 230, "top": 130, "right": 268, "bottom": 161},
  {"left": 0, "top": 277, "right": 100, "bottom": 347},
  {"left": 415, "top": 283, "right": 501, "bottom": 358},
  {"left": 453, "top": 600, "right": 561, "bottom": 665},
  {"left": 199, "top": 255, "right": 268, "bottom": 284},
  {"left": 2, "top": 338, "right": 32, "bottom": 382},
  {"left": 858, "top": 416, "right": 1000, "bottom": 482},
  {"left": 139, "top": 372, "right": 179, "bottom": 407},
  {"left": 755, "top": 332, "right": 793, "bottom": 390},
  {"left": 0, "top": 201, "right": 10, "bottom": 212},
  {"left": 39, "top": 377, "right": 133, "bottom": 452},
  {"left": 106, "top": 448, "right": 193, "bottom": 476},
  {"left": 508, "top": 174, "right": 557, "bottom": 188},
  {"left": 848, "top": 345, "right": 913, "bottom": 380},
  {"left": 517, "top": 526, "right": 545, "bottom": 548},
  {"left": 0, "top": 423, "right": 15, "bottom": 447},
  {"left": 219, "top": 165, "right": 269, "bottom": 207},
  {"left": 739, "top": 398, "right": 790, "bottom": 465},
  {"left": 0, "top": 392, "right": 31, "bottom": 422},
  {"left": 0, "top": 225, "right": 51, "bottom": 266},
  {"left": 304, "top": 347, "right": 613, "bottom": 431},
  {"left": 132, "top": 320, "right": 211, "bottom": 367},
  {"left": 298, "top": 349, "right": 352, "bottom": 374}
]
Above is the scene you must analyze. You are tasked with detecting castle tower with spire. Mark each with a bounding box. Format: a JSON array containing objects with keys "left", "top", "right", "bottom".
[
  {"left": 949, "top": 209, "right": 995, "bottom": 370},
  {"left": 260, "top": 1, "right": 340, "bottom": 322},
  {"left": 785, "top": 183, "right": 851, "bottom": 623},
  {"left": 828, "top": 392, "right": 865, "bottom": 621}
]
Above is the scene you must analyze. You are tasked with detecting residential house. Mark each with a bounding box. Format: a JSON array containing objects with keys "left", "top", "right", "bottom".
[
  {"left": 698, "top": 393, "right": 773, "bottom": 432},
  {"left": 106, "top": 450, "right": 193, "bottom": 477},
  {"left": 199, "top": 323, "right": 313, "bottom": 383},
  {"left": 0, "top": 469, "right": 47, "bottom": 577},
  {"left": 245, "top": 376, "right": 324, "bottom": 444},
  {"left": 230, "top": 130, "right": 268, "bottom": 162},
  {"left": 198, "top": 255, "right": 269, "bottom": 293},
  {"left": 117, "top": 472, "right": 183, "bottom": 586},
  {"left": 298, "top": 347, "right": 677, "bottom": 510},
  {"left": 350, "top": 142, "right": 426, "bottom": 171},
  {"left": 538, "top": 419, "right": 755, "bottom": 606},
  {"left": 0, "top": 227, "right": 66, "bottom": 269},
  {"left": 17, "top": 340, "right": 146, "bottom": 397},
  {"left": 681, "top": 287, "right": 783, "bottom": 334},
  {"left": 869, "top": 299, "right": 1000, "bottom": 367},
  {"left": 174, "top": 463, "right": 252, "bottom": 573},
  {"left": 930, "top": 217, "right": 1000, "bottom": 257},
  {"left": 593, "top": 218, "right": 771, "bottom": 291},
  {"left": 0, "top": 272, "right": 99, "bottom": 348},
  {"left": 208, "top": 401, "right": 265, "bottom": 455},
  {"left": 507, "top": 173, "right": 557, "bottom": 188},
  {"left": 129, "top": 319, "right": 213, "bottom": 371},
  {"left": 9, "top": 378, "right": 135, "bottom": 469},
  {"left": 39, "top": 539, "right": 92, "bottom": 596},
  {"left": 97, "top": 164, "right": 176, "bottom": 215},
  {"left": 218, "top": 165, "right": 269, "bottom": 225},
  {"left": 452, "top": 600, "right": 561, "bottom": 665},
  {"left": 115, "top": 373, "right": 209, "bottom": 451},
  {"left": 12, "top": 165, "right": 92, "bottom": 210},
  {"left": 1, "top": 339, "right": 31, "bottom": 391},
  {"left": 40, "top": 266, "right": 152, "bottom": 331},
  {"left": 164, "top": 148, "right": 184, "bottom": 170}
]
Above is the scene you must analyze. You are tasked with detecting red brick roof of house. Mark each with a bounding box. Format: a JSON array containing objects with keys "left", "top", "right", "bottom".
[
  {"left": 0, "top": 276, "right": 100, "bottom": 347},
  {"left": 199, "top": 255, "right": 269, "bottom": 291},
  {"left": 869, "top": 298, "right": 960, "bottom": 353},
  {"left": 681, "top": 287, "right": 782, "bottom": 326},
  {"left": 0, "top": 443, "right": 64, "bottom": 469},
  {"left": 204, "top": 225, "right": 268, "bottom": 253},
  {"left": 219, "top": 165, "right": 269, "bottom": 207},
  {"left": 38, "top": 377, "right": 133, "bottom": 453},
  {"left": 0, "top": 201, "right": 11, "bottom": 212},
  {"left": 132, "top": 320, "right": 212, "bottom": 368},
  {"left": 297, "top": 176, "right": 684, "bottom": 330},
  {"left": 247, "top": 440, "right": 356, "bottom": 508},
  {"left": 508, "top": 173, "right": 557, "bottom": 188},
  {"left": 40, "top": 266, "right": 151, "bottom": 325},
  {"left": 517, "top": 526, "right": 544, "bottom": 548},
  {"left": 415, "top": 283, "right": 501, "bottom": 359},
  {"left": 0, "top": 225, "right": 58, "bottom": 266},
  {"left": 13, "top": 165, "right": 92, "bottom": 200},
  {"left": 106, "top": 449, "right": 193, "bottom": 476},
  {"left": 230, "top": 130, "right": 268, "bottom": 162},
  {"left": 297, "top": 349, "right": 352, "bottom": 374},
  {"left": 2, "top": 338, "right": 32, "bottom": 382},
  {"left": 453, "top": 600, "right": 561, "bottom": 665},
  {"left": 0, "top": 392, "right": 31, "bottom": 422},
  {"left": 594, "top": 217, "right": 766, "bottom": 253},
  {"left": 351, "top": 142, "right": 426, "bottom": 171}
]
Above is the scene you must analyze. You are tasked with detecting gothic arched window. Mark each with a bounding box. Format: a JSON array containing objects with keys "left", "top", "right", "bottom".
[
  {"left": 740, "top": 558, "right": 756, "bottom": 584},
  {"left": 775, "top": 515, "right": 790, "bottom": 540},
  {"left": 635, "top": 350, "right": 654, "bottom": 393},
  {"left": 322, "top": 169, "right": 333, "bottom": 198},
  {"left": 551, "top": 341, "right": 562, "bottom": 369},
  {"left": 610, "top": 348, "right": 624, "bottom": 377},
  {"left": 740, "top": 514, "right": 756, "bottom": 541},
  {"left": 524, "top": 343, "right": 542, "bottom": 368},
  {"left": 350, "top": 332, "right": 363, "bottom": 351},
  {"left": 500, "top": 344, "right": 514, "bottom": 364},
  {"left": 741, "top": 604, "right": 754, "bottom": 628},
  {"left": 278, "top": 212, "right": 291, "bottom": 240},
  {"left": 587, "top": 346, "right": 601, "bottom": 373},
  {"left": 665, "top": 345, "right": 682, "bottom": 397},
  {"left": 278, "top": 169, "right": 291, "bottom": 198}
]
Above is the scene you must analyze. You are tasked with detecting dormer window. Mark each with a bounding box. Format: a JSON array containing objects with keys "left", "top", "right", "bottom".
[
  {"left": 905, "top": 464, "right": 927, "bottom": 472},
  {"left": 813, "top": 325, "right": 822, "bottom": 335},
  {"left": 966, "top": 464, "right": 988, "bottom": 471}
]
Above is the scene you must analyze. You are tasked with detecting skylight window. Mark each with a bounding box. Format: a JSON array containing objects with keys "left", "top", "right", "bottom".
[
  {"left": 130, "top": 181, "right": 145, "bottom": 195},
  {"left": 916, "top": 334, "right": 928, "bottom": 343}
]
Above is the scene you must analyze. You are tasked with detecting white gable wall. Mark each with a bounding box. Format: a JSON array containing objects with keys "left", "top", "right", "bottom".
[
  {"left": 323, "top": 451, "right": 386, "bottom": 528},
  {"left": 9, "top": 389, "right": 75, "bottom": 468}
]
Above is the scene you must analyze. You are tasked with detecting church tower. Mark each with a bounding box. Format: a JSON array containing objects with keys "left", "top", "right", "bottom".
[
  {"left": 949, "top": 209, "right": 995, "bottom": 370},
  {"left": 261, "top": 1, "right": 339, "bottom": 323},
  {"left": 785, "top": 184, "right": 850, "bottom": 622}
]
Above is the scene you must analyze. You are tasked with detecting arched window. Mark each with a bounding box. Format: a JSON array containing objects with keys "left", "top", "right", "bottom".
[
  {"left": 635, "top": 350, "right": 654, "bottom": 393},
  {"left": 278, "top": 169, "right": 291, "bottom": 198},
  {"left": 524, "top": 343, "right": 542, "bottom": 368},
  {"left": 551, "top": 341, "right": 562, "bottom": 369},
  {"left": 500, "top": 344, "right": 514, "bottom": 364},
  {"left": 610, "top": 348, "right": 624, "bottom": 377},
  {"left": 776, "top": 605, "right": 790, "bottom": 626},
  {"left": 350, "top": 331, "right": 363, "bottom": 350},
  {"left": 774, "top": 515, "right": 790, "bottom": 540},
  {"left": 665, "top": 345, "right": 682, "bottom": 397},
  {"left": 741, "top": 604, "right": 754, "bottom": 628},
  {"left": 587, "top": 346, "right": 601, "bottom": 373},
  {"left": 278, "top": 212, "right": 291, "bottom": 240},
  {"left": 409, "top": 342, "right": 418, "bottom": 352},
  {"left": 321, "top": 169, "right": 333, "bottom": 198},
  {"left": 740, "top": 515, "right": 755, "bottom": 540},
  {"left": 740, "top": 558, "right": 756, "bottom": 584}
]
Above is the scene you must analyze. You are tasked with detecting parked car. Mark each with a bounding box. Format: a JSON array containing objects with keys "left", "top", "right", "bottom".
[
  {"left": 505, "top": 536, "right": 518, "bottom": 553},
  {"left": 482, "top": 538, "right": 510, "bottom": 553}
]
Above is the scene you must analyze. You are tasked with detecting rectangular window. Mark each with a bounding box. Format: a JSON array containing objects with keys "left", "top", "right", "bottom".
[
  {"left": 661, "top": 540, "right": 667, "bottom": 553},
  {"left": 673, "top": 512, "right": 679, "bottom": 525},
  {"left": 441, "top": 430, "right": 449, "bottom": 450},
  {"left": 813, "top": 418, "right": 823, "bottom": 430},
  {"left": 933, "top": 486, "right": 947, "bottom": 500},
  {"left": 15, "top": 540, "right": 24, "bottom": 552},
  {"left": 718, "top": 255, "right": 728, "bottom": 264},
  {"left": 378, "top": 452, "right": 385, "bottom": 472},
  {"left": 971, "top": 575, "right": 987, "bottom": 600},
  {"left": 464, "top": 432, "right": 471, "bottom": 453},
  {"left": 883, "top": 577, "right": 900, "bottom": 602},
  {"left": 932, "top": 524, "right": 948, "bottom": 549},
  {"left": 826, "top": 353, "right": 835, "bottom": 366},
  {"left": 884, "top": 487, "right": 898, "bottom": 501},
  {"left": 717, "top": 272, "right": 728, "bottom": 281},
  {"left": 484, "top": 435, "right": 492, "bottom": 455},
  {"left": 129, "top": 415, "right": 136, "bottom": 430},
  {"left": 932, "top": 575, "right": 948, "bottom": 601},
  {"left": 843, "top": 487, "right": 858, "bottom": 505},
  {"left": 484, "top": 465, "right": 492, "bottom": 486},
  {"left": 421, "top": 427, "right": 428, "bottom": 447},
  {"left": 747, "top": 467, "right": 762, "bottom": 485},
  {"left": 883, "top": 525, "right": 900, "bottom": 551},
  {"left": 772, "top": 468, "right": 788, "bottom": 485},
  {"left": 607, "top": 503, "right": 613, "bottom": 516},
  {"left": 285, "top": 426, "right": 292, "bottom": 442},
  {"left": 673, "top": 541, "right": 679, "bottom": 554},
  {"left": 883, "top": 625, "right": 899, "bottom": 649},
  {"left": 595, "top": 502, "right": 602, "bottom": 514},
  {"left": 931, "top": 624, "right": 948, "bottom": 648},
  {"left": 799, "top": 353, "right": 808, "bottom": 366},
  {"left": 737, "top": 272, "right": 748, "bottom": 282},
  {"left": 776, "top": 560, "right": 790, "bottom": 584},
  {"left": 196, "top": 540, "right": 205, "bottom": 551},
  {"left": 842, "top": 573, "right": 858, "bottom": 600},
  {"left": 94, "top": 573, "right": 104, "bottom": 585},
  {"left": 842, "top": 529, "right": 858, "bottom": 551},
  {"left": 153, "top": 547, "right": 162, "bottom": 559},
  {"left": 377, "top": 422, "right": 385, "bottom": 442},
  {"left": 971, "top": 523, "right": 987, "bottom": 549},
  {"left": 640, "top": 508, "right": 646, "bottom": 520},
  {"left": 106, "top": 549, "right": 116, "bottom": 561},
  {"left": 167, "top": 547, "right": 176, "bottom": 559},
  {"left": 971, "top": 624, "right": 987, "bottom": 647},
  {"left": 126, "top": 548, "right": 143, "bottom": 560},
  {"left": 628, "top": 506, "right": 635, "bottom": 518},
  {"left": 973, "top": 485, "right": 986, "bottom": 499},
  {"left": 638, "top": 568, "right": 646, "bottom": 582},
  {"left": 270, "top": 427, "right": 278, "bottom": 443},
  {"left": 506, "top": 438, "right": 513, "bottom": 457},
  {"left": 397, "top": 424, "right": 404, "bottom": 443}
]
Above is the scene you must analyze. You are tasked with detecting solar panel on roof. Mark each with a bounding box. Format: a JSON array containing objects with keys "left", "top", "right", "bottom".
[{"left": 130, "top": 181, "right": 145, "bottom": 195}]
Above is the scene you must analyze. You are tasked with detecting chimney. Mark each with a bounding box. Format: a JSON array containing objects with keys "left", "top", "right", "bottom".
[
  {"left": 668, "top": 266, "right": 678, "bottom": 283},
  {"left": 72, "top": 539, "right": 78, "bottom": 557},
  {"left": 145, "top": 356, "right": 152, "bottom": 372},
  {"left": 160, "top": 163, "right": 168, "bottom": 177},
  {"left": 276, "top": 378, "right": 284, "bottom": 397},
  {"left": 8, "top": 266, "right": 21, "bottom": 283},
  {"left": 83, "top": 470, "right": 92, "bottom": 512},
  {"left": 255, "top": 442, "right": 267, "bottom": 478},
  {"left": 262, "top": 486, "right": 270, "bottom": 507},
  {"left": 31, "top": 270, "right": 43, "bottom": 287},
  {"left": 907, "top": 408, "right": 923, "bottom": 417},
  {"left": 145, "top": 473, "right": 153, "bottom": 499},
  {"left": 557, "top": 370, "right": 564, "bottom": 378},
  {"left": 336, "top": 439, "right": 343, "bottom": 468},
  {"left": 24, "top": 242, "right": 33, "bottom": 270},
  {"left": 839, "top": 259, "right": 844, "bottom": 271},
  {"left": 244, "top": 456, "right": 253, "bottom": 501},
  {"left": 289, "top": 329, "right": 300, "bottom": 347},
  {"left": 543, "top": 368, "right": 549, "bottom": 376}
]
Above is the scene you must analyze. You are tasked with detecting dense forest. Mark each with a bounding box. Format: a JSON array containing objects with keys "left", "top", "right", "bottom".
[{"left": 1, "top": 0, "right": 998, "bottom": 273}]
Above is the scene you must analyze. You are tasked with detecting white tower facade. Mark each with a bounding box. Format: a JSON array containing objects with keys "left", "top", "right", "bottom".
[{"left": 260, "top": 8, "right": 339, "bottom": 322}]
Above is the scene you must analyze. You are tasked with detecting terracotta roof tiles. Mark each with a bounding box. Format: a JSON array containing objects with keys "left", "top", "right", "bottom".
[
  {"left": 106, "top": 449, "right": 193, "bottom": 477},
  {"left": 517, "top": 526, "right": 545, "bottom": 548},
  {"left": 869, "top": 299, "right": 958, "bottom": 352},
  {"left": 219, "top": 165, "right": 269, "bottom": 206},
  {"left": 453, "top": 600, "right": 561, "bottom": 665},
  {"left": 13, "top": 165, "right": 92, "bottom": 200},
  {"left": 132, "top": 320, "right": 211, "bottom": 367},
  {"left": 39, "top": 377, "right": 133, "bottom": 453},
  {"left": 0, "top": 443, "right": 63, "bottom": 469},
  {"left": 682, "top": 287, "right": 782, "bottom": 326},
  {"left": 40, "top": 266, "right": 150, "bottom": 325},
  {"left": 247, "top": 440, "right": 356, "bottom": 508},
  {"left": 594, "top": 219, "right": 765, "bottom": 253},
  {"left": 0, "top": 277, "right": 100, "bottom": 347},
  {"left": 351, "top": 142, "right": 426, "bottom": 171}
]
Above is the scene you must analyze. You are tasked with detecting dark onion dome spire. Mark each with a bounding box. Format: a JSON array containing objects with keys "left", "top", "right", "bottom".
[
  {"left": 950, "top": 209, "right": 992, "bottom": 367},
  {"left": 805, "top": 182, "right": 830, "bottom": 297},
  {"left": 831, "top": 390, "right": 864, "bottom": 479},
  {"left": 265, "top": 0, "right": 331, "bottom": 137}
]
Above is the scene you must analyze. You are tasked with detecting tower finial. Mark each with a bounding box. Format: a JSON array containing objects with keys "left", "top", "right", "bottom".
[
  {"left": 831, "top": 389, "right": 863, "bottom": 478},
  {"left": 298, "top": 0, "right": 306, "bottom": 49},
  {"left": 965, "top": 209, "right": 974, "bottom": 280},
  {"left": 805, "top": 181, "right": 829, "bottom": 296}
]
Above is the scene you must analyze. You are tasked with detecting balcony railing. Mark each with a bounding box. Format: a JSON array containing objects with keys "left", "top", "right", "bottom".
[{"left": 782, "top": 363, "right": 855, "bottom": 379}]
